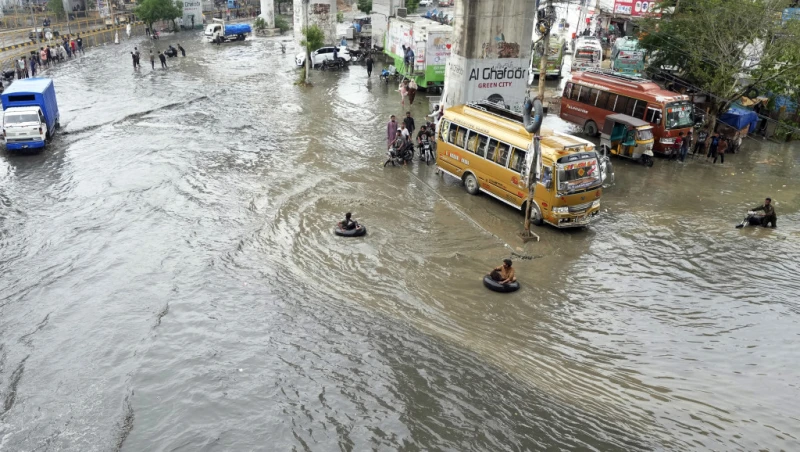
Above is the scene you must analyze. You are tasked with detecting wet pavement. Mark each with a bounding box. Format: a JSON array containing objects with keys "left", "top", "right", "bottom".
[{"left": 1, "top": 31, "right": 799, "bottom": 451}]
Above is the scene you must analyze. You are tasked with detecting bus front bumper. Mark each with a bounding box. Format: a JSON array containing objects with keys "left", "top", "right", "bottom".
[{"left": 548, "top": 206, "right": 600, "bottom": 228}]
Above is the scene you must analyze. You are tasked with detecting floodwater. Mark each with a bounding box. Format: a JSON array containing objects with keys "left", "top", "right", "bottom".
[{"left": 1, "top": 33, "right": 799, "bottom": 452}]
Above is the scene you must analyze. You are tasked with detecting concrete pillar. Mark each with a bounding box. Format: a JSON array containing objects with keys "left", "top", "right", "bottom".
[
  {"left": 293, "top": 0, "right": 337, "bottom": 45},
  {"left": 260, "top": 0, "right": 275, "bottom": 28},
  {"left": 443, "top": 0, "right": 537, "bottom": 113},
  {"left": 371, "top": 0, "right": 402, "bottom": 50}
]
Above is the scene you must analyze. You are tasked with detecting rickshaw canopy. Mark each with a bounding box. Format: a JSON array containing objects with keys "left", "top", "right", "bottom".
[{"left": 602, "top": 113, "right": 651, "bottom": 136}]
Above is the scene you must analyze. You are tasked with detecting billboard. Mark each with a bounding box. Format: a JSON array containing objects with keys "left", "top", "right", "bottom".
[
  {"left": 447, "top": 54, "right": 530, "bottom": 113},
  {"left": 182, "top": 0, "right": 203, "bottom": 29},
  {"left": 425, "top": 31, "right": 452, "bottom": 77}
]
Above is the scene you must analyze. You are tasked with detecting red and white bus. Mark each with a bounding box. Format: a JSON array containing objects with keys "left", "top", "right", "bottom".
[{"left": 560, "top": 70, "right": 694, "bottom": 156}]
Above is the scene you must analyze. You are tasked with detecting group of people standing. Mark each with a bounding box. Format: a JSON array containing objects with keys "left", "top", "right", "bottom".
[
  {"left": 672, "top": 129, "right": 742, "bottom": 164},
  {"left": 131, "top": 44, "right": 185, "bottom": 70},
  {"left": 14, "top": 34, "right": 85, "bottom": 80}
]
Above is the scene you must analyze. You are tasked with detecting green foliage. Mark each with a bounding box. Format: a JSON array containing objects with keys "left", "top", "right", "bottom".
[
  {"left": 254, "top": 16, "right": 267, "bottom": 30},
  {"left": 405, "top": 0, "right": 420, "bottom": 13},
  {"left": 275, "top": 15, "right": 290, "bottom": 35},
  {"left": 336, "top": 11, "right": 344, "bottom": 23},
  {"left": 134, "top": 0, "right": 184, "bottom": 30},
  {"left": 639, "top": 0, "right": 800, "bottom": 117},
  {"left": 86, "top": 0, "right": 97, "bottom": 11},
  {"left": 356, "top": 0, "right": 372, "bottom": 14},
  {"left": 301, "top": 24, "right": 325, "bottom": 53},
  {"left": 47, "top": 0, "right": 65, "bottom": 19}
]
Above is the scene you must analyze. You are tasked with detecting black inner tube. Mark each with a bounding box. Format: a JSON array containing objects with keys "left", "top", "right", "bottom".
[
  {"left": 523, "top": 97, "right": 544, "bottom": 134},
  {"left": 483, "top": 275, "right": 520, "bottom": 293},
  {"left": 334, "top": 224, "right": 367, "bottom": 237}
]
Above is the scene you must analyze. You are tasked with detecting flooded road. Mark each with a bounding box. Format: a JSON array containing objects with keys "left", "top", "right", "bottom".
[{"left": 1, "top": 33, "right": 799, "bottom": 451}]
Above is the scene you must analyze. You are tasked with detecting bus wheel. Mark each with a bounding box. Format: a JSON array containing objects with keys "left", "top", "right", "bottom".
[
  {"left": 463, "top": 173, "right": 480, "bottom": 195},
  {"left": 584, "top": 120, "right": 598, "bottom": 136},
  {"left": 530, "top": 202, "right": 544, "bottom": 226}
]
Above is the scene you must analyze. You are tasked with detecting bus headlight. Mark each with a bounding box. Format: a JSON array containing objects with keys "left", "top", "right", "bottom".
[
  {"left": 553, "top": 206, "right": 569, "bottom": 214},
  {"left": 660, "top": 138, "right": 675, "bottom": 144},
  {"left": 591, "top": 200, "right": 600, "bottom": 209}
]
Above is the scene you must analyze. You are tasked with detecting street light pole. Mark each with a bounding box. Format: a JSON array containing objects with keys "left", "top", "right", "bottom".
[
  {"left": 303, "top": 0, "right": 310, "bottom": 84},
  {"left": 29, "top": 1, "right": 39, "bottom": 45}
]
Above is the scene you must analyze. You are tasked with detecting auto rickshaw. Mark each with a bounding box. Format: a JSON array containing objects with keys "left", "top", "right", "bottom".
[{"left": 600, "top": 113, "right": 655, "bottom": 167}]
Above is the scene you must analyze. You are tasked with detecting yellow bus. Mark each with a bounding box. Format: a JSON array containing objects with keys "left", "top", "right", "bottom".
[{"left": 436, "top": 102, "right": 603, "bottom": 228}]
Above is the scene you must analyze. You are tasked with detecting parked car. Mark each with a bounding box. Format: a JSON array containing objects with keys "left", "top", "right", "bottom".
[
  {"left": 295, "top": 46, "right": 351, "bottom": 67},
  {"left": 419, "top": 0, "right": 433, "bottom": 6}
]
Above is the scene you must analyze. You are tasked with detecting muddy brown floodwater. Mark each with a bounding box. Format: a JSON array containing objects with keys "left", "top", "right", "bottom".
[{"left": 0, "top": 32, "right": 799, "bottom": 451}]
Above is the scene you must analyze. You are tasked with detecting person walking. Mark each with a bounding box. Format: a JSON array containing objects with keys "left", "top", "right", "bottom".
[
  {"left": 713, "top": 137, "right": 727, "bottom": 164},
  {"left": 16, "top": 57, "right": 25, "bottom": 79},
  {"left": 130, "top": 52, "right": 137, "bottom": 69},
  {"left": 408, "top": 79, "right": 418, "bottom": 105},
  {"left": 679, "top": 130, "right": 691, "bottom": 162},
  {"left": 693, "top": 129, "right": 708, "bottom": 157},
  {"left": 29, "top": 55, "right": 37, "bottom": 77},
  {"left": 150, "top": 51, "right": 155, "bottom": 70},
  {"left": 134, "top": 47, "right": 141, "bottom": 68},
  {"left": 70, "top": 37, "right": 77, "bottom": 55},
  {"left": 706, "top": 132, "right": 720, "bottom": 162},
  {"left": 404, "top": 111, "right": 416, "bottom": 136},
  {"left": 77, "top": 34, "right": 84, "bottom": 55},
  {"left": 145, "top": 26, "right": 150, "bottom": 37},
  {"left": 365, "top": 55, "right": 374, "bottom": 77},
  {"left": 159, "top": 51, "right": 167, "bottom": 68},
  {"left": 40, "top": 47, "right": 48, "bottom": 68},
  {"left": 399, "top": 79, "right": 409, "bottom": 107},
  {"left": 178, "top": 44, "right": 186, "bottom": 57},
  {"left": 672, "top": 132, "right": 683, "bottom": 161},
  {"left": 387, "top": 115, "right": 398, "bottom": 149}
]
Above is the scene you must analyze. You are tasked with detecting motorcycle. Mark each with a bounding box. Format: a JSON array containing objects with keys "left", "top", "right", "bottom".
[
  {"left": 380, "top": 67, "right": 400, "bottom": 84},
  {"left": 735, "top": 211, "right": 766, "bottom": 229},
  {"left": 321, "top": 57, "right": 345, "bottom": 71},
  {"left": 384, "top": 141, "right": 413, "bottom": 167},
  {"left": 418, "top": 139, "right": 435, "bottom": 165}
]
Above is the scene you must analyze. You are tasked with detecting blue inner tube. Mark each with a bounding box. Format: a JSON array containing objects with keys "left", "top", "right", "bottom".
[
  {"left": 483, "top": 275, "right": 520, "bottom": 293},
  {"left": 334, "top": 225, "right": 367, "bottom": 237}
]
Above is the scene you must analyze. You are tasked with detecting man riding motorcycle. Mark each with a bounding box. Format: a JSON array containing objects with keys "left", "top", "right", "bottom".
[{"left": 751, "top": 197, "right": 777, "bottom": 228}]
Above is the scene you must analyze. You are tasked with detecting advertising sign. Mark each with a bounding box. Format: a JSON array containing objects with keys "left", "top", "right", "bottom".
[
  {"left": 183, "top": 0, "right": 203, "bottom": 29},
  {"left": 447, "top": 54, "right": 530, "bottom": 112},
  {"left": 613, "top": 0, "right": 659, "bottom": 17},
  {"left": 425, "top": 31, "right": 452, "bottom": 77}
]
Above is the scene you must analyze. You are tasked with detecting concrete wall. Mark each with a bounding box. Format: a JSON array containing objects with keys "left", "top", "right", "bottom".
[
  {"left": 293, "top": 0, "right": 338, "bottom": 46},
  {"left": 443, "top": 0, "right": 536, "bottom": 113},
  {"left": 260, "top": 0, "right": 275, "bottom": 28}
]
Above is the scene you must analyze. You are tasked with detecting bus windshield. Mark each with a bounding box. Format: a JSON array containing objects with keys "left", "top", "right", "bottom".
[
  {"left": 575, "top": 49, "right": 601, "bottom": 62},
  {"left": 665, "top": 102, "right": 694, "bottom": 129},
  {"left": 557, "top": 158, "right": 600, "bottom": 194}
]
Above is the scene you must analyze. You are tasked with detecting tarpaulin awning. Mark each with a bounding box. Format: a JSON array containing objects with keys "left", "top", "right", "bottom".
[{"left": 719, "top": 107, "right": 759, "bottom": 133}]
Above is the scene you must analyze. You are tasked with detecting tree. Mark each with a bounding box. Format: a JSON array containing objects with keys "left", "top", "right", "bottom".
[
  {"left": 47, "top": 0, "right": 66, "bottom": 19},
  {"left": 405, "top": 0, "right": 420, "bottom": 13},
  {"left": 356, "top": 0, "right": 372, "bottom": 14},
  {"left": 254, "top": 16, "right": 267, "bottom": 30},
  {"left": 134, "top": 0, "right": 184, "bottom": 33},
  {"left": 639, "top": 0, "right": 800, "bottom": 132},
  {"left": 300, "top": 24, "right": 325, "bottom": 84},
  {"left": 275, "top": 16, "right": 290, "bottom": 35}
]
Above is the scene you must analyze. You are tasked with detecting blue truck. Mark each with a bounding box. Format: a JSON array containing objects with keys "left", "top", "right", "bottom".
[
  {"left": 204, "top": 19, "right": 252, "bottom": 43},
  {"left": 2, "top": 78, "right": 60, "bottom": 151}
]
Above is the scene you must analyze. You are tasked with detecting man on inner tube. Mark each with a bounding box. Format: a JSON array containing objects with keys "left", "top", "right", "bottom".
[
  {"left": 340, "top": 212, "right": 359, "bottom": 231},
  {"left": 489, "top": 259, "right": 516, "bottom": 285},
  {"left": 751, "top": 197, "right": 777, "bottom": 228}
]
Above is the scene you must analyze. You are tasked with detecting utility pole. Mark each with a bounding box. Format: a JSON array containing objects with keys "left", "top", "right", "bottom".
[
  {"left": 303, "top": 0, "right": 310, "bottom": 84},
  {"left": 522, "top": 0, "right": 553, "bottom": 240},
  {"left": 29, "top": 1, "right": 39, "bottom": 45}
]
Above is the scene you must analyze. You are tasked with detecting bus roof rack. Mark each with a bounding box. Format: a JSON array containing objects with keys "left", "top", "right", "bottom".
[
  {"left": 583, "top": 68, "right": 652, "bottom": 84},
  {"left": 466, "top": 100, "right": 524, "bottom": 124}
]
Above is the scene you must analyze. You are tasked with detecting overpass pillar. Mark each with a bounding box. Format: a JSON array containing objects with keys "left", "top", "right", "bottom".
[
  {"left": 260, "top": 0, "right": 275, "bottom": 28},
  {"left": 442, "top": 0, "right": 537, "bottom": 112},
  {"left": 293, "top": 0, "right": 338, "bottom": 46}
]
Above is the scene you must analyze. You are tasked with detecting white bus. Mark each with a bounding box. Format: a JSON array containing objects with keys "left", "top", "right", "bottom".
[{"left": 572, "top": 37, "right": 603, "bottom": 72}]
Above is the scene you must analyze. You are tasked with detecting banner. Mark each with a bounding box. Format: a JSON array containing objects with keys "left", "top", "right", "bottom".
[{"left": 613, "top": 0, "right": 659, "bottom": 17}]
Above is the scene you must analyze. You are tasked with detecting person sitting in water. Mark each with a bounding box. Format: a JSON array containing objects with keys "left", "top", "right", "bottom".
[
  {"left": 751, "top": 197, "right": 777, "bottom": 228},
  {"left": 488, "top": 259, "right": 516, "bottom": 285},
  {"left": 339, "top": 212, "right": 359, "bottom": 230}
]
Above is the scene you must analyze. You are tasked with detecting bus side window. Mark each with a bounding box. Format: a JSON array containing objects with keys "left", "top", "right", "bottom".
[
  {"left": 476, "top": 134, "right": 488, "bottom": 158},
  {"left": 613, "top": 96, "right": 630, "bottom": 114},
  {"left": 510, "top": 148, "right": 526, "bottom": 173},
  {"left": 496, "top": 143, "right": 510, "bottom": 166},
  {"left": 540, "top": 166, "right": 553, "bottom": 189},
  {"left": 448, "top": 122, "right": 458, "bottom": 144},
  {"left": 597, "top": 90, "right": 610, "bottom": 108},
  {"left": 577, "top": 87, "right": 592, "bottom": 104},
  {"left": 604, "top": 93, "right": 618, "bottom": 111},
  {"left": 466, "top": 131, "right": 479, "bottom": 152},
  {"left": 456, "top": 127, "right": 467, "bottom": 148},
  {"left": 563, "top": 82, "right": 573, "bottom": 98},
  {"left": 440, "top": 120, "right": 450, "bottom": 141},
  {"left": 646, "top": 107, "right": 662, "bottom": 125},
  {"left": 623, "top": 99, "right": 636, "bottom": 116},
  {"left": 570, "top": 84, "right": 582, "bottom": 101},
  {"left": 632, "top": 100, "right": 647, "bottom": 119},
  {"left": 486, "top": 139, "right": 499, "bottom": 161}
]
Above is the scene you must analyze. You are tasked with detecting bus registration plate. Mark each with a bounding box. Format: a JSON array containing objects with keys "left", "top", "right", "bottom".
[{"left": 576, "top": 215, "right": 589, "bottom": 224}]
